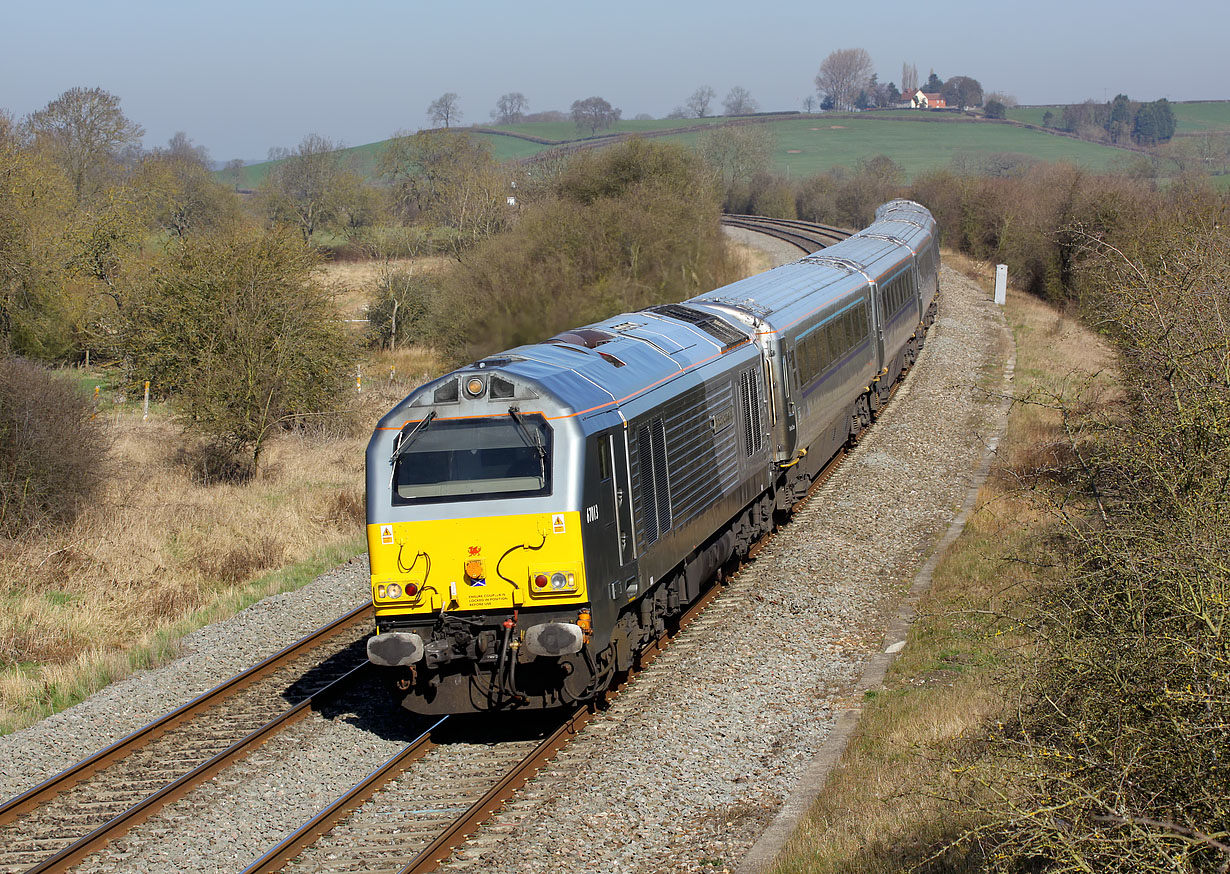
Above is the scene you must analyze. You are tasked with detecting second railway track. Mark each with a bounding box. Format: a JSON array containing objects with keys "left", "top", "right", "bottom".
[
  {"left": 0, "top": 605, "right": 374, "bottom": 874},
  {"left": 721, "top": 214, "right": 851, "bottom": 252}
]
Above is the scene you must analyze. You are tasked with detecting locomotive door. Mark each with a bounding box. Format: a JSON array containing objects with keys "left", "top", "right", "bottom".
[{"left": 609, "top": 429, "right": 635, "bottom": 567}]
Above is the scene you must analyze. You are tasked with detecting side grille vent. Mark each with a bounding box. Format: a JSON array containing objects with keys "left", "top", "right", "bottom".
[
  {"left": 635, "top": 418, "right": 672, "bottom": 546},
  {"left": 740, "top": 370, "right": 763, "bottom": 456},
  {"left": 637, "top": 424, "right": 657, "bottom": 544}
]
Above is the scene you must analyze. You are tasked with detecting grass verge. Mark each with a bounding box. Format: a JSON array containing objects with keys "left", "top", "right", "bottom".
[
  {"left": 0, "top": 537, "right": 363, "bottom": 734},
  {"left": 766, "top": 253, "right": 1119, "bottom": 873}
]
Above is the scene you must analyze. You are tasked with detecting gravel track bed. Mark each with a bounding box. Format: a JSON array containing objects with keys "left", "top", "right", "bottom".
[
  {"left": 723, "top": 226, "right": 806, "bottom": 265},
  {"left": 71, "top": 689, "right": 417, "bottom": 874},
  {"left": 0, "top": 557, "right": 370, "bottom": 802},
  {"left": 436, "top": 264, "right": 1008, "bottom": 874}
]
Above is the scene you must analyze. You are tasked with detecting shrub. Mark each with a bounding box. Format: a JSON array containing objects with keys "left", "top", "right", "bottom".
[
  {"left": 434, "top": 138, "right": 740, "bottom": 363},
  {"left": 965, "top": 202, "right": 1230, "bottom": 872},
  {"left": 121, "top": 226, "right": 355, "bottom": 473},
  {"left": 0, "top": 357, "right": 108, "bottom": 535}
]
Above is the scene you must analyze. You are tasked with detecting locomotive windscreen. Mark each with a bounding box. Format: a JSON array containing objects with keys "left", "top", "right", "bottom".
[{"left": 391, "top": 415, "right": 552, "bottom": 503}]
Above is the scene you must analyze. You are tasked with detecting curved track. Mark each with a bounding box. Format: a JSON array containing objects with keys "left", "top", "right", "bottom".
[
  {"left": 721, "top": 214, "right": 851, "bottom": 252},
  {"left": 0, "top": 605, "right": 373, "bottom": 874}
]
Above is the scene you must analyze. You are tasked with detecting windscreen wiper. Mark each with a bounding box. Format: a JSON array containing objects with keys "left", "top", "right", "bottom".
[
  {"left": 507, "top": 406, "right": 545, "bottom": 458},
  {"left": 389, "top": 410, "right": 436, "bottom": 473}
]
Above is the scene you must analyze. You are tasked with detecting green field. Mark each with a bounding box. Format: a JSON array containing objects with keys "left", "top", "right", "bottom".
[
  {"left": 229, "top": 117, "right": 734, "bottom": 189},
  {"left": 1008, "top": 100, "right": 1230, "bottom": 135},
  {"left": 228, "top": 103, "right": 1230, "bottom": 190},
  {"left": 659, "top": 115, "right": 1130, "bottom": 179}
]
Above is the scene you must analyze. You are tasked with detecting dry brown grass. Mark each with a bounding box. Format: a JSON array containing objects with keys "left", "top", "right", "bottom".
[
  {"left": 0, "top": 342, "right": 445, "bottom": 734},
  {"left": 768, "top": 255, "right": 1122, "bottom": 874},
  {"left": 319, "top": 255, "right": 450, "bottom": 320}
]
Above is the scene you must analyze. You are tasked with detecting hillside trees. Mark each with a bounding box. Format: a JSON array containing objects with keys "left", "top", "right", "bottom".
[
  {"left": 378, "top": 129, "right": 511, "bottom": 253},
  {"left": 25, "top": 87, "right": 144, "bottom": 203},
  {"left": 434, "top": 138, "right": 739, "bottom": 362},
  {"left": 261, "top": 134, "right": 368, "bottom": 243},
  {"left": 686, "top": 85, "right": 716, "bottom": 118},
  {"left": 941, "top": 75, "right": 983, "bottom": 110},
  {"left": 722, "top": 86, "right": 758, "bottom": 116},
  {"left": 816, "top": 48, "right": 874, "bottom": 112},
  {"left": 1132, "top": 98, "right": 1176, "bottom": 146},
  {"left": 696, "top": 125, "right": 774, "bottom": 194},
  {"left": 571, "top": 96, "right": 621, "bottom": 135},
  {"left": 491, "top": 92, "right": 528, "bottom": 125},
  {"left": 427, "top": 93, "right": 462, "bottom": 128}
]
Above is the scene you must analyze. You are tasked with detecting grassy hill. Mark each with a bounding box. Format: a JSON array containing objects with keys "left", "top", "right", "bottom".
[{"left": 227, "top": 102, "right": 1230, "bottom": 190}]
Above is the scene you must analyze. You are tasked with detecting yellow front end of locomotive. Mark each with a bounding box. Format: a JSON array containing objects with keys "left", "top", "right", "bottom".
[{"left": 368, "top": 511, "right": 587, "bottom": 619}]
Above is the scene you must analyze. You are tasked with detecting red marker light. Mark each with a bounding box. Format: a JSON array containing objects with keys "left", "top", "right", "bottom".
[
  {"left": 534, "top": 574, "right": 548, "bottom": 588},
  {"left": 405, "top": 583, "right": 418, "bottom": 596}
]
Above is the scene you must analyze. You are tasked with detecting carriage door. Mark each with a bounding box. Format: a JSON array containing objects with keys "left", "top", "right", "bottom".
[{"left": 780, "top": 346, "right": 799, "bottom": 458}]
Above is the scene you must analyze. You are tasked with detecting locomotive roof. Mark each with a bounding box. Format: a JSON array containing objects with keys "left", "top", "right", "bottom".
[{"left": 378, "top": 304, "right": 759, "bottom": 431}]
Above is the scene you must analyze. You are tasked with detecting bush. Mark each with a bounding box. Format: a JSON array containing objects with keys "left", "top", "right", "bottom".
[
  {"left": 365, "top": 268, "right": 437, "bottom": 350},
  {"left": 121, "top": 226, "right": 355, "bottom": 473},
  {"left": 434, "top": 138, "right": 741, "bottom": 363},
  {"left": 962, "top": 201, "right": 1230, "bottom": 872},
  {"left": 0, "top": 357, "right": 108, "bottom": 535}
]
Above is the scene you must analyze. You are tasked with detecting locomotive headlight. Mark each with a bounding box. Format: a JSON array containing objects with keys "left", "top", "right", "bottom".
[
  {"left": 386, "top": 583, "right": 403, "bottom": 600},
  {"left": 464, "top": 376, "right": 486, "bottom": 398},
  {"left": 550, "top": 572, "right": 567, "bottom": 590}
]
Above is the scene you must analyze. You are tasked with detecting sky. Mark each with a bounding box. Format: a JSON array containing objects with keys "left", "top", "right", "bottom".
[{"left": 2, "top": 0, "right": 1225, "bottom": 163}]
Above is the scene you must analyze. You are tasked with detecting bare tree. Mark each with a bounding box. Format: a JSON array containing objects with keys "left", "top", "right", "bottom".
[
  {"left": 722, "top": 86, "right": 758, "bottom": 116},
  {"left": 901, "top": 62, "right": 919, "bottom": 95},
  {"left": 816, "top": 49, "right": 874, "bottom": 112},
  {"left": 261, "top": 134, "right": 358, "bottom": 243},
  {"left": 985, "top": 91, "right": 1018, "bottom": 109},
  {"left": 697, "top": 125, "right": 774, "bottom": 188},
  {"left": 164, "top": 131, "right": 210, "bottom": 166},
  {"left": 428, "top": 93, "right": 462, "bottom": 128},
  {"left": 570, "top": 97, "right": 621, "bottom": 135},
  {"left": 803, "top": 94, "right": 819, "bottom": 113},
  {"left": 224, "top": 158, "right": 246, "bottom": 190},
  {"left": 26, "top": 86, "right": 144, "bottom": 201},
  {"left": 686, "top": 85, "right": 716, "bottom": 118},
  {"left": 491, "top": 92, "right": 528, "bottom": 125}
]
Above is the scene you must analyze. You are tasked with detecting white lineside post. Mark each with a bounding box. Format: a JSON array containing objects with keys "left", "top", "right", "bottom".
[
  {"left": 356, "top": 363, "right": 362, "bottom": 393},
  {"left": 994, "top": 264, "right": 1007, "bottom": 306},
  {"left": 142, "top": 380, "right": 150, "bottom": 421}
]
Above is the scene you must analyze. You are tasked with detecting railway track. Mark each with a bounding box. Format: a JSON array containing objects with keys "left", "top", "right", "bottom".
[
  {"left": 721, "top": 214, "right": 851, "bottom": 252},
  {"left": 0, "top": 604, "right": 374, "bottom": 874},
  {"left": 236, "top": 430, "right": 868, "bottom": 874}
]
